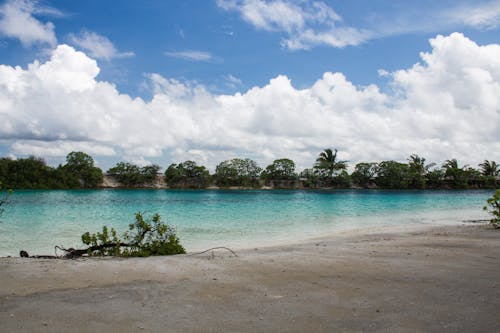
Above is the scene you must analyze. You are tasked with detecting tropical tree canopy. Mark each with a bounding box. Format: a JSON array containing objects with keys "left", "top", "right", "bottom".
[
  {"left": 165, "top": 161, "right": 211, "bottom": 188},
  {"left": 351, "top": 162, "right": 378, "bottom": 187},
  {"left": 407, "top": 154, "right": 435, "bottom": 189},
  {"left": 108, "top": 162, "right": 160, "bottom": 186},
  {"left": 314, "top": 148, "right": 347, "bottom": 178},
  {"left": 63, "top": 151, "right": 103, "bottom": 188},
  {"left": 479, "top": 160, "right": 499, "bottom": 176},
  {"left": 261, "top": 158, "right": 297, "bottom": 180},
  {"left": 214, "top": 158, "right": 261, "bottom": 187}
]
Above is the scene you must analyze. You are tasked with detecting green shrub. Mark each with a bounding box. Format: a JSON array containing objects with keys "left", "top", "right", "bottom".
[
  {"left": 81, "top": 212, "right": 185, "bottom": 256},
  {"left": 484, "top": 190, "right": 500, "bottom": 229}
]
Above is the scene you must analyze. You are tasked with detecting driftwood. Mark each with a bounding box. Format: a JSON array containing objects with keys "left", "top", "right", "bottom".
[
  {"left": 55, "top": 243, "right": 131, "bottom": 258},
  {"left": 188, "top": 247, "right": 238, "bottom": 257},
  {"left": 19, "top": 242, "right": 133, "bottom": 259},
  {"left": 20, "top": 244, "right": 238, "bottom": 259}
]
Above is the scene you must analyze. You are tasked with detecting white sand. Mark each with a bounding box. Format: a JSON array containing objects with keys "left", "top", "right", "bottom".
[{"left": 1, "top": 223, "right": 499, "bottom": 332}]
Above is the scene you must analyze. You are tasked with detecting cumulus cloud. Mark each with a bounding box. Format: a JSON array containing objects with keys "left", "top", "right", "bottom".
[
  {"left": 68, "top": 30, "right": 134, "bottom": 60},
  {"left": 0, "top": 33, "right": 499, "bottom": 170},
  {"left": 216, "top": 0, "right": 370, "bottom": 50},
  {"left": 165, "top": 50, "right": 216, "bottom": 62},
  {"left": 0, "top": 0, "right": 58, "bottom": 46}
]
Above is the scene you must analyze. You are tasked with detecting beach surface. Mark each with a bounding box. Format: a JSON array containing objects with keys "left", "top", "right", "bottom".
[{"left": 1, "top": 223, "right": 499, "bottom": 332}]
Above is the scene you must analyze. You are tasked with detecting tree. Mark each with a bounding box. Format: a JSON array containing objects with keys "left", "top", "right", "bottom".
[
  {"left": 214, "top": 158, "right": 261, "bottom": 187},
  {"left": 63, "top": 152, "right": 103, "bottom": 188},
  {"left": 261, "top": 158, "right": 297, "bottom": 180},
  {"left": 442, "top": 159, "right": 469, "bottom": 188},
  {"left": 107, "top": 162, "right": 160, "bottom": 186},
  {"left": 299, "top": 168, "right": 321, "bottom": 188},
  {"left": 165, "top": 161, "right": 211, "bottom": 188},
  {"left": 141, "top": 164, "right": 161, "bottom": 183},
  {"left": 0, "top": 181, "right": 12, "bottom": 218},
  {"left": 479, "top": 160, "right": 499, "bottom": 177},
  {"left": 351, "top": 162, "right": 378, "bottom": 188},
  {"left": 407, "top": 154, "right": 435, "bottom": 189},
  {"left": 314, "top": 148, "right": 347, "bottom": 180},
  {"left": 484, "top": 190, "right": 500, "bottom": 229},
  {"left": 375, "top": 161, "right": 409, "bottom": 189}
]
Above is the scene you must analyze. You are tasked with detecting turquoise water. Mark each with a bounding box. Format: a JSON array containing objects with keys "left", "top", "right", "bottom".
[{"left": 0, "top": 189, "right": 493, "bottom": 256}]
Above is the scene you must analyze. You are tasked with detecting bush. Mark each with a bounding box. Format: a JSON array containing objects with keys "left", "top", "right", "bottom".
[
  {"left": 81, "top": 212, "right": 185, "bottom": 257},
  {"left": 484, "top": 190, "right": 500, "bottom": 229}
]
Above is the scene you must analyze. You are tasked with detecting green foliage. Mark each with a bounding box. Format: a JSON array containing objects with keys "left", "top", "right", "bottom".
[
  {"left": 81, "top": 212, "right": 185, "bottom": 256},
  {"left": 107, "top": 162, "right": 160, "bottom": 186},
  {"left": 63, "top": 151, "right": 103, "bottom": 188},
  {"left": 314, "top": 148, "right": 347, "bottom": 180},
  {"left": 299, "top": 168, "right": 321, "bottom": 188},
  {"left": 165, "top": 161, "right": 211, "bottom": 188},
  {"left": 261, "top": 158, "right": 297, "bottom": 180},
  {"left": 351, "top": 162, "right": 378, "bottom": 188},
  {"left": 483, "top": 190, "right": 500, "bottom": 228},
  {"left": 0, "top": 181, "right": 12, "bottom": 217},
  {"left": 332, "top": 170, "right": 352, "bottom": 188},
  {"left": 0, "top": 153, "right": 104, "bottom": 189},
  {"left": 375, "top": 161, "right": 409, "bottom": 189},
  {"left": 479, "top": 160, "right": 499, "bottom": 177},
  {"left": 426, "top": 169, "right": 445, "bottom": 188},
  {"left": 442, "top": 159, "right": 466, "bottom": 188},
  {"left": 0, "top": 156, "right": 70, "bottom": 189},
  {"left": 214, "top": 158, "right": 261, "bottom": 187},
  {"left": 407, "top": 154, "right": 435, "bottom": 189}
]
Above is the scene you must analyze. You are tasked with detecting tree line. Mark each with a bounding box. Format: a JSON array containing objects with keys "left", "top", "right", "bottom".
[{"left": 0, "top": 149, "right": 498, "bottom": 190}]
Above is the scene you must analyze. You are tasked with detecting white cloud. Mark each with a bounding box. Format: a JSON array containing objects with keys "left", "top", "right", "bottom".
[
  {"left": 224, "top": 74, "right": 243, "bottom": 89},
  {"left": 445, "top": 1, "right": 500, "bottom": 30},
  {"left": 68, "top": 30, "right": 134, "bottom": 60},
  {"left": 0, "top": 33, "right": 499, "bottom": 170},
  {"left": 216, "top": 0, "right": 370, "bottom": 50},
  {"left": 218, "top": 1, "right": 500, "bottom": 50},
  {"left": 11, "top": 140, "right": 116, "bottom": 157},
  {"left": 165, "top": 50, "right": 215, "bottom": 61},
  {"left": 0, "top": 0, "right": 57, "bottom": 46}
]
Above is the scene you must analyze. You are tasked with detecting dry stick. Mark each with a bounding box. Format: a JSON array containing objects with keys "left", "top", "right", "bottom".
[{"left": 189, "top": 247, "right": 238, "bottom": 257}]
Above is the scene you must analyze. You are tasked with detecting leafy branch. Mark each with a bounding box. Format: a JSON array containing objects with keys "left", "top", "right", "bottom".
[
  {"left": 484, "top": 190, "right": 500, "bottom": 229},
  {"left": 61, "top": 212, "right": 185, "bottom": 258}
]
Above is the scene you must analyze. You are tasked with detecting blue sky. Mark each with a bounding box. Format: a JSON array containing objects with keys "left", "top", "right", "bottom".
[{"left": 0, "top": 0, "right": 500, "bottom": 170}]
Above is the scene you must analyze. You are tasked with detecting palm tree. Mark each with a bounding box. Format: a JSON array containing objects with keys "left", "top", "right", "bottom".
[
  {"left": 479, "top": 160, "right": 499, "bottom": 176},
  {"left": 442, "top": 159, "right": 462, "bottom": 176},
  {"left": 315, "top": 148, "right": 347, "bottom": 178},
  {"left": 407, "top": 154, "right": 435, "bottom": 189},
  {"left": 442, "top": 159, "right": 470, "bottom": 188}
]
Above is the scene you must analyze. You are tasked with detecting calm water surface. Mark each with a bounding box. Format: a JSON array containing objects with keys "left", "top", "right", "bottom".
[{"left": 0, "top": 189, "right": 492, "bottom": 256}]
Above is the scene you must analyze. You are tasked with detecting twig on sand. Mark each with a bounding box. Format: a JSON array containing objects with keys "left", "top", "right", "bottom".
[{"left": 188, "top": 247, "right": 238, "bottom": 257}]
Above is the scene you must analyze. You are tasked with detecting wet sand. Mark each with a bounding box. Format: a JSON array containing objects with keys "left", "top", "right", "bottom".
[{"left": 1, "top": 223, "right": 499, "bottom": 332}]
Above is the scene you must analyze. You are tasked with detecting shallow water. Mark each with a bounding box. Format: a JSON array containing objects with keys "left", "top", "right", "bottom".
[{"left": 0, "top": 189, "right": 493, "bottom": 256}]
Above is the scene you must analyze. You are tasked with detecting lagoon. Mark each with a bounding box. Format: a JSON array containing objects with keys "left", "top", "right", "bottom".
[{"left": 0, "top": 189, "right": 493, "bottom": 257}]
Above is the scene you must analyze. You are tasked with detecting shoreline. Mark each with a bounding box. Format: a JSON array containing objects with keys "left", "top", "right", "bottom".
[{"left": 1, "top": 222, "right": 499, "bottom": 332}]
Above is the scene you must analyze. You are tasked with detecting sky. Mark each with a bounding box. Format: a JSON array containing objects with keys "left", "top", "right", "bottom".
[{"left": 0, "top": 0, "right": 499, "bottom": 172}]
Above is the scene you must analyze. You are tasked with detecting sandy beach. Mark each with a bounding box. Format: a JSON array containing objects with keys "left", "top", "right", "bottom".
[{"left": 1, "top": 223, "right": 499, "bottom": 332}]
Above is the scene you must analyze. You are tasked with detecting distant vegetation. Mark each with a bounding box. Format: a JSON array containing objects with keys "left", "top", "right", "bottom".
[
  {"left": 0, "top": 181, "right": 12, "bottom": 217},
  {"left": 0, "top": 149, "right": 498, "bottom": 190},
  {"left": 0, "top": 152, "right": 102, "bottom": 189},
  {"left": 165, "top": 161, "right": 211, "bottom": 188},
  {"left": 107, "top": 162, "right": 160, "bottom": 186}
]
